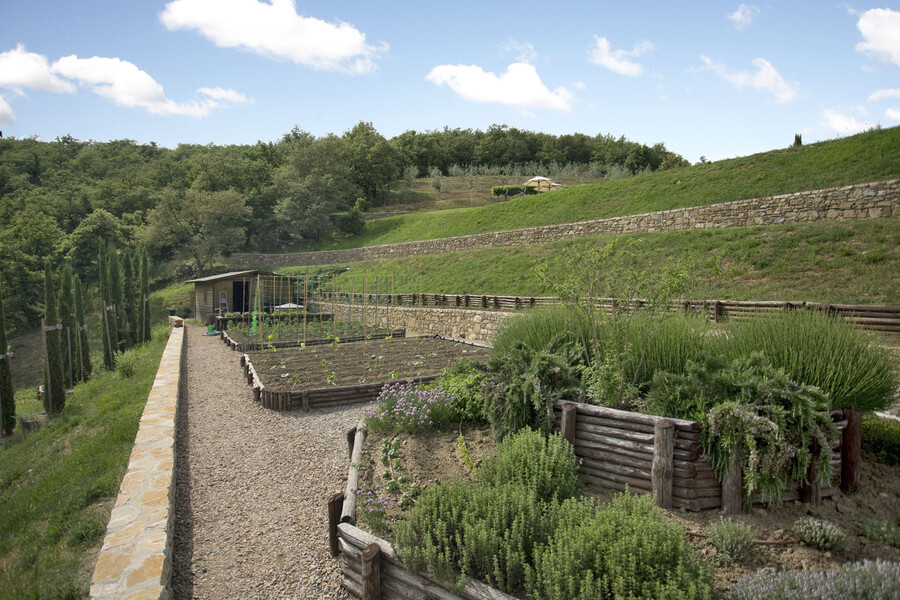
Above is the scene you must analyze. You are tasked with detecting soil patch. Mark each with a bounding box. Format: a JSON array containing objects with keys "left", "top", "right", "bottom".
[{"left": 248, "top": 337, "right": 488, "bottom": 392}]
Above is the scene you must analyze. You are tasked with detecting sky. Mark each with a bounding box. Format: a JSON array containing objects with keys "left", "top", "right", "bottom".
[{"left": 1, "top": 1, "right": 899, "bottom": 163}]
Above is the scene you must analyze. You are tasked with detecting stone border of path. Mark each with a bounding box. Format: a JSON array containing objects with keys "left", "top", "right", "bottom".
[{"left": 89, "top": 324, "right": 186, "bottom": 600}]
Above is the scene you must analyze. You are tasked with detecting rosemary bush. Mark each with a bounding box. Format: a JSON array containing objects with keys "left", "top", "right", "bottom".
[
  {"left": 524, "top": 493, "right": 713, "bottom": 600},
  {"left": 706, "top": 517, "right": 755, "bottom": 563},
  {"left": 732, "top": 559, "right": 900, "bottom": 600},
  {"left": 478, "top": 429, "right": 580, "bottom": 503},
  {"left": 724, "top": 310, "right": 896, "bottom": 411},
  {"left": 793, "top": 517, "right": 847, "bottom": 552},
  {"left": 482, "top": 338, "right": 583, "bottom": 441},
  {"left": 489, "top": 306, "right": 582, "bottom": 360}
]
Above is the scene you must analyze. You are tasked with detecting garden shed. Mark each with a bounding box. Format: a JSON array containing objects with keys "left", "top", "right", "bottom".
[{"left": 187, "top": 270, "right": 279, "bottom": 323}]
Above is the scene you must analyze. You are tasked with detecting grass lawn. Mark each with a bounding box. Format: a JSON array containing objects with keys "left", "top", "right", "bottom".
[{"left": 0, "top": 324, "right": 169, "bottom": 600}]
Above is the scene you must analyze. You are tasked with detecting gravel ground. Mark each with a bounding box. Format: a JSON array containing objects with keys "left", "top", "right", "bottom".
[{"left": 173, "top": 325, "right": 361, "bottom": 599}]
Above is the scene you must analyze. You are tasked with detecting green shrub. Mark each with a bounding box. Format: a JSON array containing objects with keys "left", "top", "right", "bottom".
[
  {"left": 490, "top": 306, "right": 583, "bottom": 361},
  {"left": 724, "top": 310, "right": 897, "bottom": 411},
  {"left": 115, "top": 351, "right": 138, "bottom": 379},
  {"left": 479, "top": 429, "right": 580, "bottom": 503},
  {"left": 862, "top": 413, "right": 900, "bottom": 465},
  {"left": 632, "top": 313, "right": 718, "bottom": 386},
  {"left": 394, "top": 481, "right": 553, "bottom": 594},
  {"left": 491, "top": 185, "right": 525, "bottom": 196},
  {"left": 858, "top": 517, "right": 900, "bottom": 548},
  {"left": 706, "top": 517, "right": 755, "bottom": 563},
  {"left": 793, "top": 517, "right": 847, "bottom": 552},
  {"left": 482, "top": 338, "right": 583, "bottom": 441},
  {"left": 525, "top": 493, "right": 713, "bottom": 600},
  {"left": 649, "top": 353, "right": 837, "bottom": 507},
  {"left": 732, "top": 559, "right": 900, "bottom": 600},
  {"left": 433, "top": 359, "right": 486, "bottom": 422}
]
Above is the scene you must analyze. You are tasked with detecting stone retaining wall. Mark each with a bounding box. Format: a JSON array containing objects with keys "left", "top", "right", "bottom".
[
  {"left": 89, "top": 325, "right": 186, "bottom": 600},
  {"left": 311, "top": 302, "right": 510, "bottom": 344},
  {"left": 231, "top": 180, "right": 900, "bottom": 267}
]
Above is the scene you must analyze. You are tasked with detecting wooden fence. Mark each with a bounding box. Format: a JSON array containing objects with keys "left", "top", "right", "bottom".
[
  {"left": 317, "top": 292, "right": 900, "bottom": 336},
  {"left": 221, "top": 327, "right": 406, "bottom": 353}
]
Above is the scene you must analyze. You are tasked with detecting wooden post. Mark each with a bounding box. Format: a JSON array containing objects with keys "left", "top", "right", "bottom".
[
  {"left": 40, "top": 318, "right": 52, "bottom": 407},
  {"left": 346, "top": 425, "right": 358, "bottom": 460},
  {"left": 560, "top": 402, "right": 577, "bottom": 446},
  {"left": 722, "top": 441, "right": 743, "bottom": 515},
  {"left": 841, "top": 407, "right": 862, "bottom": 493},
  {"left": 713, "top": 300, "right": 721, "bottom": 323},
  {"left": 652, "top": 419, "right": 675, "bottom": 509},
  {"left": 327, "top": 492, "right": 344, "bottom": 557},
  {"left": 342, "top": 422, "right": 367, "bottom": 523},
  {"left": 301, "top": 390, "right": 309, "bottom": 414},
  {"left": 802, "top": 439, "right": 822, "bottom": 506},
  {"left": 361, "top": 543, "right": 381, "bottom": 600}
]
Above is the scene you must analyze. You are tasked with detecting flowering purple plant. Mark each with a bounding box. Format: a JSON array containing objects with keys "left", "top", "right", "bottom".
[
  {"left": 365, "top": 381, "right": 458, "bottom": 432},
  {"left": 358, "top": 488, "right": 390, "bottom": 532}
]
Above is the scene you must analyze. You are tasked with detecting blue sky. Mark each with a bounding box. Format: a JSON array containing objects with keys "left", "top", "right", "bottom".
[{"left": 1, "top": 1, "right": 899, "bottom": 162}]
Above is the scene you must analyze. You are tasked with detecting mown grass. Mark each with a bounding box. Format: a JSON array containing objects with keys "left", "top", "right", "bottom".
[
  {"left": 303, "top": 126, "right": 900, "bottom": 251},
  {"left": 278, "top": 218, "right": 900, "bottom": 304},
  {"left": 0, "top": 324, "right": 169, "bottom": 600}
]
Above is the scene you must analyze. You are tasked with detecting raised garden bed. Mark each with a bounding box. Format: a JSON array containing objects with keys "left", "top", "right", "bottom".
[
  {"left": 215, "top": 312, "right": 331, "bottom": 330},
  {"left": 241, "top": 337, "right": 488, "bottom": 412},
  {"left": 221, "top": 326, "right": 405, "bottom": 352}
]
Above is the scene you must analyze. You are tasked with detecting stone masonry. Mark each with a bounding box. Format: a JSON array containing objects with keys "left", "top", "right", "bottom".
[
  {"left": 311, "top": 302, "right": 511, "bottom": 345},
  {"left": 89, "top": 325, "right": 186, "bottom": 600},
  {"left": 231, "top": 180, "right": 900, "bottom": 267}
]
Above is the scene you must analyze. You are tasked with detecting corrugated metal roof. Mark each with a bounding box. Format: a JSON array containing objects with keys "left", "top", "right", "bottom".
[{"left": 185, "top": 270, "right": 277, "bottom": 283}]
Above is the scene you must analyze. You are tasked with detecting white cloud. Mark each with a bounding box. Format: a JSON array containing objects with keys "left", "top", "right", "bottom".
[
  {"left": 728, "top": 4, "right": 759, "bottom": 29},
  {"left": 502, "top": 40, "right": 537, "bottom": 63},
  {"left": 869, "top": 88, "right": 900, "bottom": 102},
  {"left": 700, "top": 55, "right": 798, "bottom": 103},
  {"left": 588, "top": 36, "right": 653, "bottom": 76},
  {"left": 886, "top": 108, "right": 900, "bottom": 120},
  {"left": 0, "top": 44, "right": 75, "bottom": 95},
  {"left": 197, "top": 86, "right": 252, "bottom": 104},
  {"left": 53, "top": 55, "right": 246, "bottom": 117},
  {"left": 0, "top": 95, "right": 14, "bottom": 125},
  {"left": 856, "top": 8, "right": 900, "bottom": 68},
  {"left": 425, "top": 62, "right": 573, "bottom": 113},
  {"left": 572, "top": 81, "right": 586, "bottom": 90},
  {"left": 822, "top": 109, "right": 868, "bottom": 134},
  {"left": 159, "top": 0, "right": 384, "bottom": 74}
]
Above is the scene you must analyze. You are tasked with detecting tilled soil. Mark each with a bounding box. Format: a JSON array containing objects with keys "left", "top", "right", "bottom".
[
  {"left": 248, "top": 337, "right": 488, "bottom": 392},
  {"left": 173, "top": 325, "right": 362, "bottom": 599}
]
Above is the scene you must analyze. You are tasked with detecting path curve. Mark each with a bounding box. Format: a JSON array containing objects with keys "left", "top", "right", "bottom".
[{"left": 173, "top": 325, "right": 360, "bottom": 599}]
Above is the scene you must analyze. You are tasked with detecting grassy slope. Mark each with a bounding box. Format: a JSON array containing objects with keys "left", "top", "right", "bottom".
[
  {"left": 307, "top": 127, "right": 900, "bottom": 251},
  {"left": 279, "top": 219, "right": 900, "bottom": 304},
  {"left": 0, "top": 326, "right": 168, "bottom": 600}
]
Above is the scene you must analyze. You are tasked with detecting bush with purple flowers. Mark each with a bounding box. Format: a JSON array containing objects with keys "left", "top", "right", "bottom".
[
  {"left": 357, "top": 487, "right": 390, "bottom": 533},
  {"left": 731, "top": 559, "right": 900, "bottom": 600},
  {"left": 366, "top": 381, "right": 459, "bottom": 432}
]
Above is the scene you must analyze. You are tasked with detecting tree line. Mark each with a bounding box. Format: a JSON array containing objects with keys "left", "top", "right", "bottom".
[{"left": 0, "top": 123, "right": 687, "bottom": 332}]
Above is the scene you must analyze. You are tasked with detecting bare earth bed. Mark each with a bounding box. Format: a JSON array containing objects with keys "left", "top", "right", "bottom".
[
  {"left": 356, "top": 428, "right": 900, "bottom": 599},
  {"left": 247, "top": 337, "right": 488, "bottom": 392}
]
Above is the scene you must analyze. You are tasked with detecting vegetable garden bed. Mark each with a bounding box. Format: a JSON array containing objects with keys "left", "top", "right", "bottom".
[{"left": 240, "top": 337, "right": 488, "bottom": 412}]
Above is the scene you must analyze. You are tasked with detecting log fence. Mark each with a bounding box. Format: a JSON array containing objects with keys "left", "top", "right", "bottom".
[
  {"left": 220, "top": 327, "right": 406, "bottom": 352},
  {"left": 315, "top": 292, "right": 900, "bottom": 336}
]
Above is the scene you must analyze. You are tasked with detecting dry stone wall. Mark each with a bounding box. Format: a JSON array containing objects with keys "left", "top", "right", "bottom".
[
  {"left": 231, "top": 180, "right": 900, "bottom": 267},
  {"left": 311, "top": 302, "right": 511, "bottom": 344}
]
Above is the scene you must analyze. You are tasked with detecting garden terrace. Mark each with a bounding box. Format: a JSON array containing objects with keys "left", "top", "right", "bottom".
[{"left": 241, "top": 337, "right": 488, "bottom": 412}]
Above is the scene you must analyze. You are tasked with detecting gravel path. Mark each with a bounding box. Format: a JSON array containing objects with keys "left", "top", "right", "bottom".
[{"left": 173, "top": 326, "right": 361, "bottom": 599}]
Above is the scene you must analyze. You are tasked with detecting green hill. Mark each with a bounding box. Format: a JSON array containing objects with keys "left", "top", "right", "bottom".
[{"left": 306, "top": 127, "right": 900, "bottom": 251}]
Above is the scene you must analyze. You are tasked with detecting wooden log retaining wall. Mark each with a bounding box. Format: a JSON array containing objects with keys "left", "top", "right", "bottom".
[
  {"left": 239, "top": 352, "right": 438, "bottom": 413},
  {"left": 220, "top": 327, "right": 406, "bottom": 352},
  {"left": 554, "top": 400, "right": 845, "bottom": 512}
]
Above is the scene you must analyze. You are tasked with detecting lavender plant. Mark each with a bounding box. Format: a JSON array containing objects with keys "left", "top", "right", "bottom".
[
  {"left": 357, "top": 487, "right": 389, "bottom": 533},
  {"left": 732, "top": 559, "right": 900, "bottom": 600}
]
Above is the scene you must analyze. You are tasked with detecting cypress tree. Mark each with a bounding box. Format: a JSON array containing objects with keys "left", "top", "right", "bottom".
[
  {"left": 108, "top": 246, "right": 128, "bottom": 352},
  {"left": 42, "top": 259, "right": 65, "bottom": 414},
  {"left": 99, "top": 240, "right": 117, "bottom": 371},
  {"left": 140, "top": 248, "right": 151, "bottom": 343},
  {"left": 58, "top": 262, "right": 76, "bottom": 388},
  {"left": 74, "top": 275, "right": 92, "bottom": 381},
  {"left": 0, "top": 285, "right": 15, "bottom": 435},
  {"left": 123, "top": 250, "right": 138, "bottom": 346}
]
